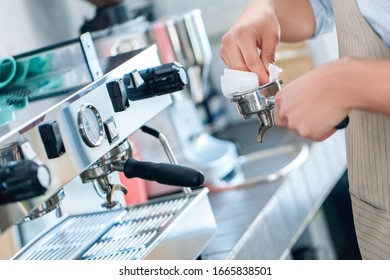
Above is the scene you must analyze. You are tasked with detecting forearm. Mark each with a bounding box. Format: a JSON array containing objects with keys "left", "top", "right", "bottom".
[
  {"left": 268, "top": 0, "right": 315, "bottom": 42},
  {"left": 343, "top": 58, "right": 390, "bottom": 116},
  {"left": 273, "top": 57, "right": 390, "bottom": 141}
]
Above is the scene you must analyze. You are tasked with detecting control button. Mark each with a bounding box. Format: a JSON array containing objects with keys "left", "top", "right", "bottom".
[
  {"left": 39, "top": 121, "right": 66, "bottom": 159},
  {"left": 106, "top": 79, "right": 130, "bottom": 112},
  {"left": 104, "top": 117, "right": 119, "bottom": 144}
]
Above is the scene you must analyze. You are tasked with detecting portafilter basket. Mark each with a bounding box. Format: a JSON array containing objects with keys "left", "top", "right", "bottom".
[{"left": 230, "top": 79, "right": 283, "bottom": 143}]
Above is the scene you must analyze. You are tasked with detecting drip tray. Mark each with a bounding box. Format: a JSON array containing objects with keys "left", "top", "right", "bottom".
[{"left": 12, "top": 188, "right": 216, "bottom": 260}]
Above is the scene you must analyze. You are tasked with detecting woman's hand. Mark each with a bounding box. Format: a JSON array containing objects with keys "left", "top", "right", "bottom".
[
  {"left": 220, "top": 0, "right": 280, "bottom": 85},
  {"left": 274, "top": 58, "right": 352, "bottom": 141}
]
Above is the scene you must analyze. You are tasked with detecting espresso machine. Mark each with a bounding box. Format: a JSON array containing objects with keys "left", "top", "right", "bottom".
[
  {"left": 83, "top": 2, "right": 245, "bottom": 191},
  {"left": 0, "top": 27, "right": 217, "bottom": 260}
]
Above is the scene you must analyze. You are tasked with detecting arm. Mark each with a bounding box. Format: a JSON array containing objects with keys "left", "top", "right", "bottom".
[
  {"left": 275, "top": 0, "right": 316, "bottom": 43},
  {"left": 345, "top": 59, "right": 390, "bottom": 116},
  {"left": 274, "top": 57, "right": 390, "bottom": 141},
  {"left": 219, "top": 0, "right": 315, "bottom": 84}
]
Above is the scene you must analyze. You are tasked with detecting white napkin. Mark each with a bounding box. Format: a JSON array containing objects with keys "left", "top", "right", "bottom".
[
  {"left": 268, "top": 64, "right": 283, "bottom": 84},
  {"left": 221, "top": 64, "right": 283, "bottom": 98}
]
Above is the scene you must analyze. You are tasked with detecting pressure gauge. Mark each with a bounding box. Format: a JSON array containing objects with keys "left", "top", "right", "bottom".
[{"left": 77, "top": 104, "right": 104, "bottom": 147}]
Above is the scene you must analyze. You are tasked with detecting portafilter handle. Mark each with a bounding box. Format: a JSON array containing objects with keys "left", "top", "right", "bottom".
[{"left": 111, "top": 158, "right": 204, "bottom": 188}]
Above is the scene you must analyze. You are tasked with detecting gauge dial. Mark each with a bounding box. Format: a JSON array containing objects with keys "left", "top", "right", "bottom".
[{"left": 78, "top": 104, "right": 104, "bottom": 147}]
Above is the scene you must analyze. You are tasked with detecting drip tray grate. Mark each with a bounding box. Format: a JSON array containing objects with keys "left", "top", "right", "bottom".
[{"left": 13, "top": 196, "right": 190, "bottom": 260}]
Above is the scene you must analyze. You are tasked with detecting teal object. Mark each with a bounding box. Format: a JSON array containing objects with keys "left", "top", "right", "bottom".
[
  {"left": 0, "top": 57, "right": 17, "bottom": 89},
  {"left": 0, "top": 56, "right": 31, "bottom": 90},
  {"left": 0, "top": 96, "right": 28, "bottom": 126},
  {"left": 26, "top": 54, "right": 52, "bottom": 77}
]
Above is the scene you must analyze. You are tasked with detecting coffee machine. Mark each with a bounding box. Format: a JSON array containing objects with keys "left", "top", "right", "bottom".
[
  {"left": 0, "top": 30, "right": 217, "bottom": 260},
  {"left": 84, "top": 2, "right": 245, "bottom": 192}
]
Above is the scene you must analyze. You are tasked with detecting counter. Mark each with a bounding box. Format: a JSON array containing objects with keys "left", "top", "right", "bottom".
[{"left": 201, "top": 121, "right": 347, "bottom": 260}]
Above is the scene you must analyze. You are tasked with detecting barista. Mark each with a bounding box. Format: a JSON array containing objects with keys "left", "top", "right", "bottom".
[{"left": 220, "top": 0, "right": 390, "bottom": 259}]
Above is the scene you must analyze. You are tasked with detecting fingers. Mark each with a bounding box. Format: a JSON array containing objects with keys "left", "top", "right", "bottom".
[
  {"left": 220, "top": 33, "right": 270, "bottom": 85},
  {"left": 260, "top": 30, "right": 279, "bottom": 71},
  {"left": 220, "top": 19, "right": 279, "bottom": 85},
  {"left": 274, "top": 98, "right": 338, "bottom": 142},
  {"left": 220, "top": 41, "right": 250, "bottom": 72},
  {"left": 240, "top": 36, "right": 269, "bottom": 84},
  {"left": 273, "top": 91, "right": 287, "bottom": 127}
]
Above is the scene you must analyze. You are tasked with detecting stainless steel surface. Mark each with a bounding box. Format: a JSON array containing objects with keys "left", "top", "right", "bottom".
[
  {"left": 79, "top": 135, "right": 199, "bottom": 208},
  {"left": 0, "top": 45, "right": 172, "bottom": 234},
  {"left": 211, "top": 120, "right": 308, "bottom": 189},
  {"left": 23, "top": 190, "right": 65, "bottom": 222},
  {"left": 203, "top": 121, "right": 347, "bottom": 260},
  {"left": 0, "top": 34, "right": 95, "bottom": 114},
  {"left": 79, "top": 33, "right": 103, "bottom": 80},
  {"left": 1, "top": 7, "right": 217, "bottom": 262},
  {"left": 79, "top": 139, "right": 130, "bottom": 209},
  {"left": 13, "top": 188, "right": 216, "bottom": 260},
  {"left": 0, "top": 142, "right": 23, "bottom": 164},
  {"left": 236, "top": 143, "right": 309, "bottom": 188},
  {"left": 92, "top": 16, "right": 150, "bottom": 58},
  {"left": 13, "top": 210, "right": 123, "bottom": 260},
  {"left": 90, "top": 9, "right": 241, "bottom": 190},
  {"left": 79, "top": 139, "right": 131, "bottom": 182},
  {"left": 230, "top": 80, "right": 282, "bottom": 143}
]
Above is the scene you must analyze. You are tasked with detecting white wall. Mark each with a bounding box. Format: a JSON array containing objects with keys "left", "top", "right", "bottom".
[{"left": 0, "top": 0, "right": 96, "bottom": 56}]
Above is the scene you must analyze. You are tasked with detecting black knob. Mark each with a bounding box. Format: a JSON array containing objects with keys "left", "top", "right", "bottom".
[
  {"left": 0, "top": 160, "right": 51, "bottom": 205},
  {"left": 80, "top": 1, "right": 134, "bottom": 33},
  {"left": 106, "top": 79, "right": 130, "bottom": 112},
  {"left": 122, "top": 158, "right": 204, "bottom": 188},
  {"left": 124, "top": 62, "right": 189, "bottom": 101}
]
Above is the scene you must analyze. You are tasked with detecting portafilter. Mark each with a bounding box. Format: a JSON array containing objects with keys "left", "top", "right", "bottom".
[{"left": 79, "top": 138, "right": 204, "bottom": 208}]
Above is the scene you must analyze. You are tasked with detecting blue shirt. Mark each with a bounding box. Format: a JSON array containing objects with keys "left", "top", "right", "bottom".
[{"left": 310, "top": 0, "right": 390, "bottom": 47}]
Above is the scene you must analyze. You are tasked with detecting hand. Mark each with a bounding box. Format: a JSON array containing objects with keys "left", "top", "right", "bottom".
[
  {"left": 274, "top": 59, "right": 352, "bottom": 141},
  {"left": 219, "top": 0, "right": 280, "bottom": 85},
  {"left": 86, "top": 0, "right": 121, "bottom": 7}
]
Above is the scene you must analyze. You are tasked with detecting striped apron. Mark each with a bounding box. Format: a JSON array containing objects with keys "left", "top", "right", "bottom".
[{"left": 332, "top": 0, "right": 390, "bottom": 259}]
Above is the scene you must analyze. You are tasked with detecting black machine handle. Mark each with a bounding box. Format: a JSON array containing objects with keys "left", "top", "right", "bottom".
[
  {"left": 335, "top": 116, "right": 350, "bottom": 130},
  {"left": 124, "top": 62, "right": 189, "bottom": 101},
  {"left": 80, "top": 1, "right": 134, "bottom": 33},
  {"left": 0, "top": 160, "right": 51, "bottom": 205},
  {"left": 121, "top": 158, "right": 204, "bottom": 188}
]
